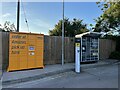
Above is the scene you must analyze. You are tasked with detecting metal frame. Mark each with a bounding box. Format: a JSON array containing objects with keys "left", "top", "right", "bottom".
[
  {"left": 81, "top": 37, "right": 82, "bottom": 62},
  {"left": 98, "top": 38, "right": 100, "bottom": 60},
  {"left": 90, "top": 37, "right": 91, "bottom": 61}
]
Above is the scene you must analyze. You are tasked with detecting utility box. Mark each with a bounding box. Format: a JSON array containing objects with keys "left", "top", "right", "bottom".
[
  {"left": 8, "top": 32, "right": 44, "bottom": 71},
  {"left": 75, "top": 32, "right": 101, "bottom": 63}
]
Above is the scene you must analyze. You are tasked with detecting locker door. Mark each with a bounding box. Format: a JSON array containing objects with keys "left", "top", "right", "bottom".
[
  {"left": 35, "top": 35, "right": 44, "bottom": 67},
  {"left": 27, "top": 35, "right": 36, "bottom": 68},
  {"left": 8, "top": 55, "right": 19, "bottom": 71},
  {"left": 8, "top": 33, "right": 20, "bottom": 71},
  {"left": 19, "top": 34, "right": 28, "bottom": 69}
]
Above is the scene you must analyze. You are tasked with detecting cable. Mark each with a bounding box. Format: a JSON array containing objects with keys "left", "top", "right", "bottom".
[{"left": 21, "top": 0, "right": 30, "bottom": 32}]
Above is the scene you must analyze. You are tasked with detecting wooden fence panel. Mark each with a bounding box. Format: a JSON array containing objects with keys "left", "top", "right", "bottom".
[
  {"left": 44, "top": 36, "right": 75, "bottom": 65},
  {"left": 2, "top": 32, "right": 9, "bottom": 71},
  {"left": 99, "top": 39, "right": 116, "bottom": 60},
  {"left": 64, "top": 37, "right": 75, "bottom": 63},
  {"left": 0, "top": 32, "right": 2, "bottom": 70}
]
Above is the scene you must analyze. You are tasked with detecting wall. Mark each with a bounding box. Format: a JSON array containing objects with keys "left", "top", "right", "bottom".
[{"left": 99, "top": 39, "right": 116, "bottom": 60}]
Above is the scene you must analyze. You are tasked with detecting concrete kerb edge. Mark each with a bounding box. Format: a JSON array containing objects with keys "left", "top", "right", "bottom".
[
  {"left": 82, "top": 60, "right": 120, "bottom": 69},
  {"left": 2, "top": 68, "right": 74, "bottom": 86}
]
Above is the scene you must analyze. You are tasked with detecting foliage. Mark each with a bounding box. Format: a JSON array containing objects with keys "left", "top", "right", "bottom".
[
  {"left": 0, "top": 21, "right": 16, "bottom": 32},
  {"left": 109, "top": 51, "right": 120, "bottom": 60},
  {"left": 49, "top": 18, "right": 89, "bottom": 37},
  {"left": 94, "top": 0, "right": 120, "bottom": 35}
]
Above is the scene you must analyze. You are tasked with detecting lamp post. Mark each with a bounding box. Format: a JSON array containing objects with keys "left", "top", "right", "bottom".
[
  {"left": 62, "top": 0, "right": 64, "bottom": 65},
  {"left": 17, "top": 0, "right": 20, "bottom": 32}
]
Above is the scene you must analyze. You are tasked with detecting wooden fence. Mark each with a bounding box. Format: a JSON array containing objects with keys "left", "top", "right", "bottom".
[
  {"left": 0, "top": 32, "right": 9, "bottom": 70},
  {"left": 0, "top": 32, "right": 2, "bottom": 70},
  {"left": 44, "top": 36, "right": 116, "bottom": 64},
  {"left": 99, "top": 39, "right": 116, "bottom": 60},
  {"left": 44, "top": 35, "right": 75, "bottom": 65}
]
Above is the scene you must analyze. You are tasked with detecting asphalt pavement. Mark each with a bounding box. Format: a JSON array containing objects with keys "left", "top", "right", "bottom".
[
  {"left": 2, "top": 59, "right": 119, "bottom": 86},
  {"left": 3, "top": 62, "right": 119, "bottom": 88}
]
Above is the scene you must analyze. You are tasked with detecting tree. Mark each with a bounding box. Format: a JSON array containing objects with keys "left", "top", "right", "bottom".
[
  {"left": 49, "top": 18, "right": 88, "bottom": 37},
  {"left": 0, "top": 21, "right": 16, "bottom": 32},
  {"left": 94, "top": 0, "right": 120, "bottom": 35}
]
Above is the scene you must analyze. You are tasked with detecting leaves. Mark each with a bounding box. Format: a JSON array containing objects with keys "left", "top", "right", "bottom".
[
  {"left": 49, "top": 18, "right": 88, "bottom": 37},
  {"left": 104, "top": 4, "right": 108, "bottom": 8},
  {"left": 94, "top": 0, "right": 120, "bottom": 35}
]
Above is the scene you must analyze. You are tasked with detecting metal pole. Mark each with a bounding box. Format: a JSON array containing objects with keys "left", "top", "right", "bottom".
[
  {"left": 62, "top": 0, "right": 64, "bottom": 65},
  {"left": 17, "top": 0, "right": 20, "bottom": 32}
]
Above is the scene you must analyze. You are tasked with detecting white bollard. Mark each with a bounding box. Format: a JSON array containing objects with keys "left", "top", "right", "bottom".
[{"left": 75, "top": 43, "right": 80, "bottom": 73}]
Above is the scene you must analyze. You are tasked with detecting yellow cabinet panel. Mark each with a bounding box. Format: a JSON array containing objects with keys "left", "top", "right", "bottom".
[
  {"left": 8, "top": 32, "right": 44, "bottom": 72},
  {"left": 20, "top": 56, "right": 28, "bottom": 69},
  {"left": 8, "top": 57, "right": 19, "bottom": 71}
]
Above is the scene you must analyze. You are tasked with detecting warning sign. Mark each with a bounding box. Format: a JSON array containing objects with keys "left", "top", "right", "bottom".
[{"left": 76, "top": 43, "right": 80, "bottom": 47}]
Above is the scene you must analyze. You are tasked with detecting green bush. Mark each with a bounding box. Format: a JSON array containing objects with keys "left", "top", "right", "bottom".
[{"left": 109, "top": 51, "right": 120, "bottom": 60}]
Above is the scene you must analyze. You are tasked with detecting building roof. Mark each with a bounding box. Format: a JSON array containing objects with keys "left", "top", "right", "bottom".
[{"left": 75, "top": 32, "right": 101, "bottom": 38}]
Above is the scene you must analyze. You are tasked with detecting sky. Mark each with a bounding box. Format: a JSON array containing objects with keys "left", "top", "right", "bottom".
[{"left": 1, "top": 2, "right": 103, "bottom": 35}]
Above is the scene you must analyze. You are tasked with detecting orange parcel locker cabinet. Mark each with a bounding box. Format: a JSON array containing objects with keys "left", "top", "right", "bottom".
[{"left": 8, "top": 32, "right": 44, "bottom": 72}]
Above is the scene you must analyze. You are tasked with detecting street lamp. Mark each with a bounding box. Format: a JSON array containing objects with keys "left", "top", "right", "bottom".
[{"left": 17, "top": 0, "right": 20, "bottom": 32}]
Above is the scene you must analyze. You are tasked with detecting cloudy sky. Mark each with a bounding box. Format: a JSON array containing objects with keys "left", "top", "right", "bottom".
[{"left": 1, "top": 2, "right": 102, "bottom": 35}]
